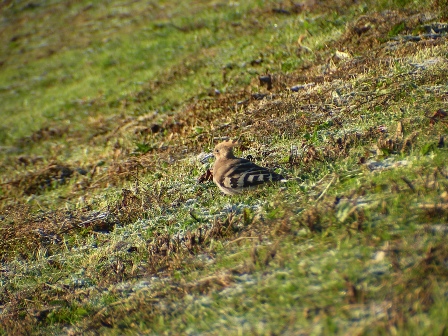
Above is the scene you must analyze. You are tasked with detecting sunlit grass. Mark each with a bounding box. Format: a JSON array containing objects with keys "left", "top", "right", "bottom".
[{"left": 1, "top": 0, "right": 447, "bottom": 334}]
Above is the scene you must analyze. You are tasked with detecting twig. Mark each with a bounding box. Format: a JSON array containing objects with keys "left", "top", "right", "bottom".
[
  {"left": 348, "top": 88, "right": 400, "bottom": 113},
  {"left": 417, "top": 204, "right": 448, "bottom": 210},
  {"left": 225, "top": 236, "right": 259, "bottom": 246},
  {"left": 94, "top": 297, "right": 159, "bottom": 318},
  {"left": 391, "top": 33, "right": 442, "bottom": 41},
  {"left": 315, "top": 174, "right": 336, "bottom": 202},
  {"left": 58, "top": 212, "right": 109, "bottom": 235},
  {"left": 401, "top": 177, "right": 416, "bottom": 192},
  {"left": 314, "top": 173, "right": 330, "bottom": 186},
  {"left": 189, "top": 210, "right": 201, "bottom": 223}
]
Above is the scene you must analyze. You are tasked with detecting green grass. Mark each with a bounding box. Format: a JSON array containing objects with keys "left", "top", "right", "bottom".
[
  {"left": 1, "top": 0, "right": 448, "bottom": 334},
  {"left": 0, "top": 0, "right": 343, "bottom": 144}
]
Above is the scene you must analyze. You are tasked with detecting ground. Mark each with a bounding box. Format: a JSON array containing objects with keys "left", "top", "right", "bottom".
[{"left": 0, "top": 0, "right": 447, "bottom": 334}]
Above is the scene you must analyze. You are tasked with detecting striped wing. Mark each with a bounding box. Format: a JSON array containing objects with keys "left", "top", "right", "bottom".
[{"left": 219, "top": 159, "right": 283, "bottom": 190}]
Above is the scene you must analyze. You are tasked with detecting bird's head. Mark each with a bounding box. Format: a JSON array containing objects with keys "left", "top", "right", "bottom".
[{"left": 213, "top": 140, "right": 239, "bottom": 160}]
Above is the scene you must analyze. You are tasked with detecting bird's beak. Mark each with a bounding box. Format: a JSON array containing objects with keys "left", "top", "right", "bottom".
[{"left": 200, "top": 152, "right": 214, "bottom": 164}]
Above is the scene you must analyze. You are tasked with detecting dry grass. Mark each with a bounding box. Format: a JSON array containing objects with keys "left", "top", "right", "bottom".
[{"left": 1, "top": 0, "right": 447, "bottom": 334}]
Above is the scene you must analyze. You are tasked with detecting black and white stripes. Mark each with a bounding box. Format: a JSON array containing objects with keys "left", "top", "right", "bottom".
[{"left": 211, "top": 141, "right": 284, "bottom": 195}]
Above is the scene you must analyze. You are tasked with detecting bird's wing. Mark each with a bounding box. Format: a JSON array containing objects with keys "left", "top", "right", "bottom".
[{"left": 218, "top": 159, "right": 283, "bottom": 190}]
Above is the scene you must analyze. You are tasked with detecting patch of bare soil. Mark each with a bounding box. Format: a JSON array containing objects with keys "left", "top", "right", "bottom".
[
  {"left": 2, "top": 162, "right": 75, "bottom": 196},
  {"left": 0, "top": 205, "right": 112, "bottom": 261},
  {"left": 16, "top": 126, "right": 68, "bottom": 147}
]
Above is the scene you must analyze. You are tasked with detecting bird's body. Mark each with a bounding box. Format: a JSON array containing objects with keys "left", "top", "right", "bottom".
[{"left": 211, "top": 141, "right": 284, "bottom": 195}]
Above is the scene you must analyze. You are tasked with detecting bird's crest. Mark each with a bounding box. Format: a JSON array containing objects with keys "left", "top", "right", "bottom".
[{"left": 216, "top": 139, "right": 240, "bottom": 148}]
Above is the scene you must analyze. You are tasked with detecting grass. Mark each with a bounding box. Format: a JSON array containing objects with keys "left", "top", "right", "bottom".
[{"left": 1, "top": 0, "right": 448, "bottom": 334}]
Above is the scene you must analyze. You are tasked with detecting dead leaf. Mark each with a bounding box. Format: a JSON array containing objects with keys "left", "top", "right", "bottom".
[
  {"left": 429, "top": 109, "right": 447, "bottom": 125},
  {"left": 197, "top": 169, "right": 213, "bottom": 183}
]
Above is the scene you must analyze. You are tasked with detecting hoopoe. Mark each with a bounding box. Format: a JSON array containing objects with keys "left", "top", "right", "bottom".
[{"left": 203, "top": 140, "right": 285, "bottom": 195}]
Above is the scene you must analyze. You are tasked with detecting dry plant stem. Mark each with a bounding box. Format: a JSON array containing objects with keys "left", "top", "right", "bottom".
[
  {"left": 225, "top": 236, "right": 259, "bottom": 246},
  {"left": 315, "top": 174, "right": 337, "bottom": 202}
]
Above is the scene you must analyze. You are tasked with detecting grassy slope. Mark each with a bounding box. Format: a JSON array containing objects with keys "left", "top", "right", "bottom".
[{"left": 1, "top": 0, "right": 448, "bottom": 334}]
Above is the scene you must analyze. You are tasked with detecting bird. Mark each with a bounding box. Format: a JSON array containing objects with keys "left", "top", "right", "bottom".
[{"left": 205, "top": 140, "right": 285, "bottom": 195}]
